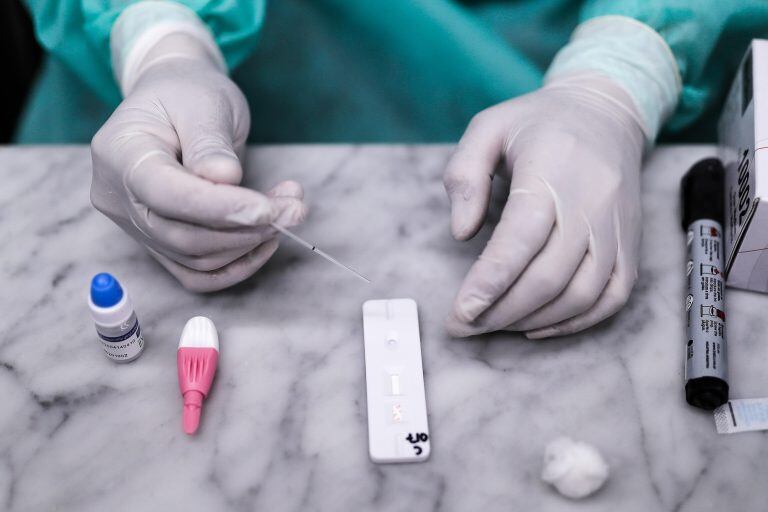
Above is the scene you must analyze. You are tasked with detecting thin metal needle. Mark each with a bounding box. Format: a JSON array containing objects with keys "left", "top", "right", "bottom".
[{"left": 271, "top": 222, "right": 371, "bottom": 283}]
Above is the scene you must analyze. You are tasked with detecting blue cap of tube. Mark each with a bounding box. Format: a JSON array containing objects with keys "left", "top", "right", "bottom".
[{"left": 90, "top": 273, "right": 124, "bottom": 308}]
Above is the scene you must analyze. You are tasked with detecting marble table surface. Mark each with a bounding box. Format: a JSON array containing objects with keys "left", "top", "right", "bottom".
[{"left": 2, "top": 144, "right": 768, "bottom": 512}]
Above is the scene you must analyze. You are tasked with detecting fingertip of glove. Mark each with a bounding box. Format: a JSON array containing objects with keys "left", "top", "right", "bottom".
[
  {"left": 444, "top": 315, "right": 474, "bottom": 338},
  {"left": 255, "top": 237, "right": 281, "bottom": 258},
  {"left": 225, "top": 204, "right": 270, "bottom": 226},
  {"left": 451, "top": 216, "right": 479, "bottom": 241},
  {"left": 525, "top": 327, "right": 558, "bottom": 340},
  {"left": 272, "top": 197, "right": 308, "bottom": 227},
  {"left": 445, "top": 303, "right": 488, "bottom": 337},
  {"left": 449, "top": 196, "right": 484, "bottom": 241},
  {"left": 189, "top": 153, "right": 243, "bottom": 185},
  {"left": 451, "top": 291, "right": 490, "bottom": 324},
  {"left": 268, "top": 180, "right": 304, "bottom": 199}
]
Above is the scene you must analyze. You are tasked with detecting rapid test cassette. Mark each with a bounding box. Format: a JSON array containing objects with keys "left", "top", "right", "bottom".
[{"left": 362, "top": 299, "right": 430, "bottom": 463}]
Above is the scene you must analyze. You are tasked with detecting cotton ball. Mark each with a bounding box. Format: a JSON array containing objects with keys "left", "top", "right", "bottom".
[{"left": 541, "top": 437, "right": 609, "bottom": 499}]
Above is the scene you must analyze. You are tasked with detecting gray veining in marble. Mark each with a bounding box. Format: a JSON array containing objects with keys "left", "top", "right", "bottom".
[{"left": 2, "top": 145, "right": 768, "bottom": 512}]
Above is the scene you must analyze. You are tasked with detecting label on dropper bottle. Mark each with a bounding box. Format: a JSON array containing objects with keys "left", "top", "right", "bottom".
[{"left": 95, "top": 311, "right": 144, "bottom": 362}]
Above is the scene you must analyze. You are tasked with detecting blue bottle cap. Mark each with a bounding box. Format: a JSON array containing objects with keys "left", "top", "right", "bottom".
[{"left": 90, "top": 273, "right": 124, "bottom": 308}]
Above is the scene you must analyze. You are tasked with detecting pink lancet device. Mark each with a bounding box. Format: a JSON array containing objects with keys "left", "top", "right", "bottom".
[{"left": 177, "top": 316, "right": 219, "bottom": 435}]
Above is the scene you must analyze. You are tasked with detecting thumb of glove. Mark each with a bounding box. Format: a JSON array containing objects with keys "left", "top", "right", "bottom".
[{"left": 181, "top": 125, "right": 246, "bottom": 186}]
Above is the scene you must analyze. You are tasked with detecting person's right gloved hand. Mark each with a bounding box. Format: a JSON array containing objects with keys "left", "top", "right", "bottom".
[{"left": 91, "top": 29, "right": 306, "bottom": 292}]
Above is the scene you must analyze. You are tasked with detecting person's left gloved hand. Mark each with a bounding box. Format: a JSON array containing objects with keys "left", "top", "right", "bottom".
[{"left": 443, "top": 73, "right": 645, "bottom": 339}]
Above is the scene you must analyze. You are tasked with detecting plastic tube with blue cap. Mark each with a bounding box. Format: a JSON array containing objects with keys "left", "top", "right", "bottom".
[{"left": 88, "top": 273, "right": 145, "bottom": 362}]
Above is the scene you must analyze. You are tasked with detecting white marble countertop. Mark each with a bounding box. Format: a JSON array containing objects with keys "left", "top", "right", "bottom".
[{"left": 2, "top": 145, "right": 768, "bottom": 512}]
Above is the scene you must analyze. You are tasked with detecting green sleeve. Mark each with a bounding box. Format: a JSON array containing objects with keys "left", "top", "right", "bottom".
[
  {"left": 22, "top": 0, "right": 265, "bottom": 105},
  {"left": 581, "top": 0, "right": 768, "bottom": 133}
]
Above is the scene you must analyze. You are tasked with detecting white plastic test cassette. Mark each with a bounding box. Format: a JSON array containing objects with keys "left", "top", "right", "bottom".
[{"left": 362, "top": 299, "right": 430, "bottom": 463}]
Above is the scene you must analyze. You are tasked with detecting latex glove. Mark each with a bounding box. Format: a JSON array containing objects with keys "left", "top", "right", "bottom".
[
  {"left": 444, "top": 73, "right": 645, "bottom": 339},
  {"left": 91, "top": 30, "right": 305, "bottom": 292}
]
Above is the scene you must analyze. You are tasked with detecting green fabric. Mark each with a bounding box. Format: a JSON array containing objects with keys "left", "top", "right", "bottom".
[
  {"left": 233, "top": 0, "right": 573, "bottom": 142},
  {"left": 581, "top": 0, "right": 768, "bottom": 138},
  {"left": 15, "top": 0, "right": 768, "bottom": 143},
  {"left": 21, "top": 0, "right": 265, "bottom": 105}
]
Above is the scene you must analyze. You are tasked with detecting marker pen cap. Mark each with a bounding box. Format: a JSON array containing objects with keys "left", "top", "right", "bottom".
[
  {"left": 680, "top": 158, "right": 725, "bottom": 230},
  {"left": 686, "top": 376, "right": 729, "bottom": 410}
]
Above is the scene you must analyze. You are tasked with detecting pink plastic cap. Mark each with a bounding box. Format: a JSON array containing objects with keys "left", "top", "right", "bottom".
[{"left": 183, "top": 390, "right": 204, "bottom": 435}]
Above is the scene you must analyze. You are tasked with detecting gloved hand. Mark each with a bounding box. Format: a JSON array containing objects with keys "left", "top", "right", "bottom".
[
  {"left": 91, "top": 29, "right": 306, "bottom": 292},
  {"left": 444, "top": 73, "right": 645, "bottom": 339}
]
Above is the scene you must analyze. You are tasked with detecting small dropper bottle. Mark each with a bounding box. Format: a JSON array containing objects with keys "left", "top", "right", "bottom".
[{"left": 88, "top": 273, "right": 145, "bottom": 363}]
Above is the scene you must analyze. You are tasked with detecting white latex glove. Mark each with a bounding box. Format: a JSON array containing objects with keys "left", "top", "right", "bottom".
[
  {"left": 444, "top": 73, "right": 645, "bottom": 338},
  {"left": 91, "top": 27, "right": 305, "bottom": 292}
]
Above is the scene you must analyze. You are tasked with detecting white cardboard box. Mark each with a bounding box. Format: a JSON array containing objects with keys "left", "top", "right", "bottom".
[{"left": 719, "top": 39, "right": 768, "bottom": 292}]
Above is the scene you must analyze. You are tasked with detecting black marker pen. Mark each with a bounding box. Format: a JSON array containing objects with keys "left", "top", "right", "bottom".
[{"left": 681, "top": 158, "right": 728, "bottom": 410}]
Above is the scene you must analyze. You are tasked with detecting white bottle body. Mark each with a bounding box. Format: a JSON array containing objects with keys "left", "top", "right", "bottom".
[{"left": 89, "top": 293, "right": 145, "bottom": 363}]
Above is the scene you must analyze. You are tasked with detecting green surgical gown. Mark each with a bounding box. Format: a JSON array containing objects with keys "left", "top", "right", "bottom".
[{"left": 16, "top": 0, "right": 768, "bottom": 143}]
